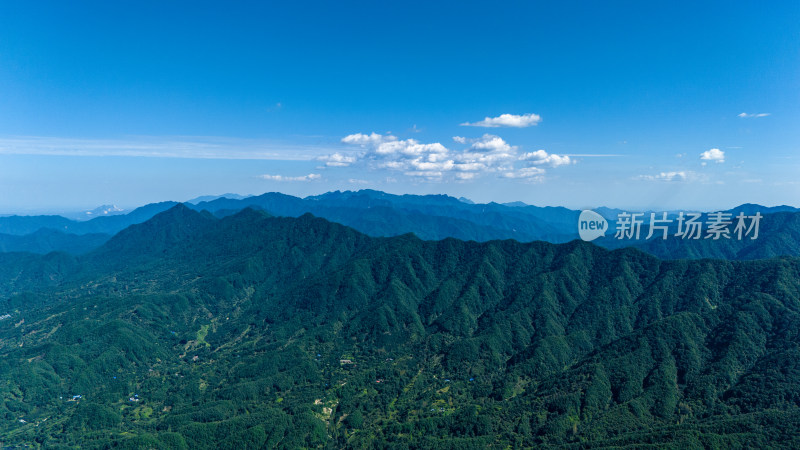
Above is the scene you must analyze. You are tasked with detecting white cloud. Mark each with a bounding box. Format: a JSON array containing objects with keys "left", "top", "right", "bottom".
[
  {"left": 636, "top": 171, "right": 689, "bottom": 182},
  {"left": 469, "top": 134, "right": 514, "bottom": 152},
  {"left": 452, "top": 162, "right": 486, "bottom": 171},
  {"left": 377, "top": 160, "right": 407, "bottom": 170},
  {"left": 348, "top": 178, "right": 370, "bottom": 184},
  {"left": 519, "top": 149, "right": 573, "bottom": 167},
  {"left": 455, "top": 172, "right": 478, "bottom": 180},
  {"left": 375, "top": 140, "right": 448, "bottom": 157},
  {"left": 259, "top": 173, "right": 321, "bottom": 181},
  {"left": 410, "top": 160, "right": 454, "bottom": 171},
  {"left": 341, "top": 132, "right": 396, "bottom": 146},
  {"left": 503, "top": 167, "right": 546, "bottom": 179},
  {"left": 317, "top": 152, "right": 358, "bottom": 167},
  {"left": 562, "top": 153, "right": 623, "bottom": 157},
  {"left": 454, "top": 134, "right": 517, "bottom": 167},
  {"left": 460, "top": 113, "right": 542, "bottom": 128},
  {"left": 337, "top": 131, "right": 572, "bottom": 182},
  {"left": 700, "top": 148, "right": 725, "bottom": 163},
  {"left": 404, "top": 171, "right": 443, "bottom": 179},
  {"left": 737, "top": 112, "right": 770, "bottom": 118}
]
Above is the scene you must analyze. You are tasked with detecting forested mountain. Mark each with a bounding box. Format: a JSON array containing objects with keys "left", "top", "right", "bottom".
[
  {"left": 598, "top": 211, "right": 800, "bottom": 260},
  {"left": 0, "top": 230, "right": 110, "bottom": 255},
  {"left": 0, "top": 190, "right": 580, "bottom": 243},
  {"left": 1, "top": 191, "right": 799, "bottom": 261},
  {"left": 1, "top": 205, "right": 799, "bottom": 448},
  {"left": 193, "top": 190, "right": 580, "bottom": 243}
]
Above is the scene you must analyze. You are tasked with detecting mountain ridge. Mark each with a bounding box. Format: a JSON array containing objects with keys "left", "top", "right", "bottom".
[
  {"left": 1, "top": 205, "right": 800, "bottom": 447},
  {"left": 0, "top": 191, "right": 799, "bottom": 261}
]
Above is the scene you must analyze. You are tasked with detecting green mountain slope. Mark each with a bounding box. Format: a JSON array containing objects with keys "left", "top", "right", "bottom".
[{"left": 1, "top": 206, "right": 800, "bottom": 448}]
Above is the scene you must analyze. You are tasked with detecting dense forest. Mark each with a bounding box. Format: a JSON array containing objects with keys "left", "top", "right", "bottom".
[
  {"left": 3, "top": 190, "right": 799, "bottom": 261},
  {"left": 1, "top": 205, "right": 800, "bottom": 448}
]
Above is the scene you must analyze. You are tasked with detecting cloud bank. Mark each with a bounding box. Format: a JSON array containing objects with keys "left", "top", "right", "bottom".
[{"left": 321, "top": 132, "right": 573, "bottom": 182}]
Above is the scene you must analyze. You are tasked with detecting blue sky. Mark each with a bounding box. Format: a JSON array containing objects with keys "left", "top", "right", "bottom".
[{"left": 0, "top": 1, "right": 798, "bottom": 212}]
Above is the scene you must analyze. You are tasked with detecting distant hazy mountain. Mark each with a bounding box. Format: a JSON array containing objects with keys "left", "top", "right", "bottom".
[
  {"left": 0, "top": 214, "right": 76, "bottom": 236},
  {"left": 189, "top": 190, "right": 800, "bottom": 260},
  {"left": 52, "top": 205, "right": 127, "bottom": 222},
  {"left": 0, "top": 190, "right": 798, "bottom": 260},
  {"left": 80, "top": 204, "right": 125, "bottom": 220},
  {"left": 592, "top": 206, "right": 628, "bottom": 221},
  {"left": 596, "top": 210, "right": 800, "bottom": 260},
  {"left": 185, "top": 193, "right": 251, "bottom": 204},
  {"left": 1, "top": 206, "right": 799, "bottom": 447},
  {"left": 0, "top": 229, "right": 110, "bottom": 254},
  {"left": 0, "top": 201, "right": 177, "bottom": 237},
  {"left": 728, "top": 202, "right": 799, "bottom": 215},
  {"left": 458, "top": 196, "right": 475, "bottom": 204},
  {"left": 193, "top": 189, "right": 580, "bottom": 243}
]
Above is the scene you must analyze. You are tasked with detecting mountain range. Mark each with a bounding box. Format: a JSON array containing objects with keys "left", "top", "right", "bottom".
[
  {"left": 0, "top": 205, "right": 799, "bottom": 447},
  {"left": 0, "top": 190, "right": 798, "bottom": 261}
]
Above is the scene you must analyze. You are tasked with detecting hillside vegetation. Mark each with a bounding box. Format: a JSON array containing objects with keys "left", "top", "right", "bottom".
[{"left": 1, "top": 206, "right": 799, "bottom": 448}]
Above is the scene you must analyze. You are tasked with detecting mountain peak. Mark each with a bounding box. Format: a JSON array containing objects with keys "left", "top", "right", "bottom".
[
  {"left": 728, "top": 203, "right": 798, "bottom": 215},
  {"left": 83, "top": 204, "right": 124, "bottom": 219},
  {"left": 225, "top": 207, "right": 272, "bottom": 222},
  {"left": 186, "top": 193, "right": 250, "bottom": 204},
  {"left": 96, "top": 204, "right": 215, "bottom": 256},
  {"left": 458, "top": 197, "right": 475, "bottom": 204}
]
